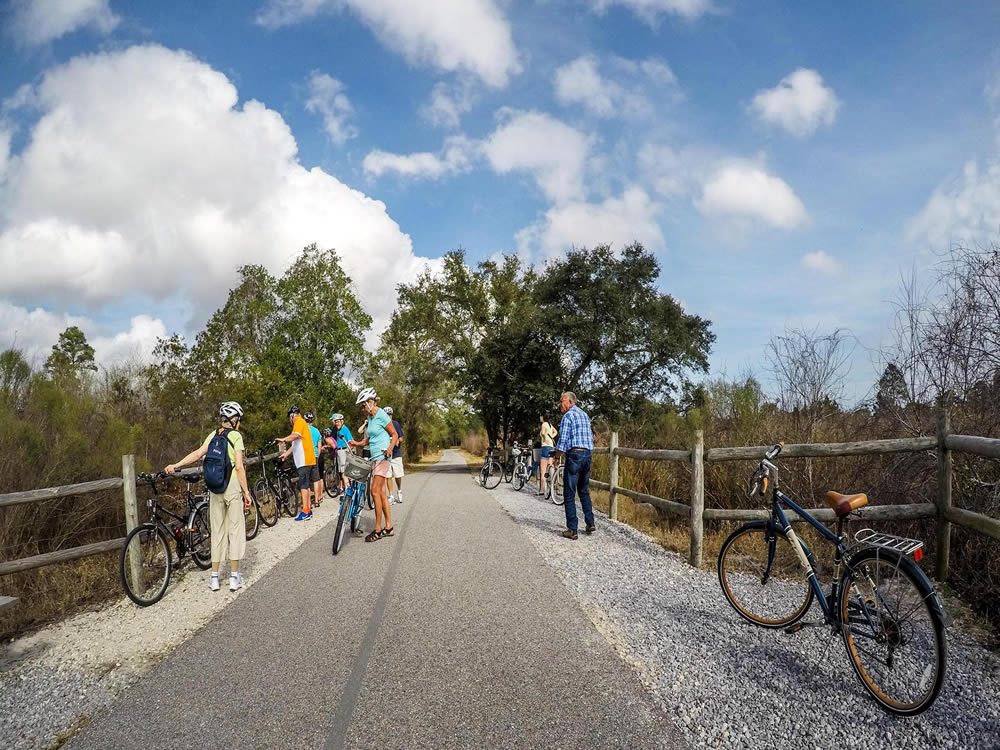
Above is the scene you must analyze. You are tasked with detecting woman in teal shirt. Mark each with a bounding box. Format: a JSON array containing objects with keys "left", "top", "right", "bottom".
[{"left": 348, "top": 387, "right": 398, "bottom": 542}]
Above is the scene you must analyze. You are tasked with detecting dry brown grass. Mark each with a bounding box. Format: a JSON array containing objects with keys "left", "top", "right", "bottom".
[{"left": 403, "top": 449, "right": 443, "bottom": 473}]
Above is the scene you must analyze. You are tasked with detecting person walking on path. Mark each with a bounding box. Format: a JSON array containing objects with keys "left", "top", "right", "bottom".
[
  {"left": 349, "top": 387, "right": 398, "bottom": 541},
  {"left": 330, "top": 413, "right": 352, "bottom": 495},
  {"left": 538, "top": 413, "right": 558, "bottom": 497},
  {"left": 554, "top": 392, "right": 594, "bottom": 540},
  {"left": 166, "top": 401, "right": 253, "bottom": 591},
  {"left": 305, "top": 411, "right": 324, "bottom": 506},
  {"left": 275, "top": 405, "right": 317, "bottom": 521},
  {"left": 384, "top": 406, "right": 405, "bottom": 504}
]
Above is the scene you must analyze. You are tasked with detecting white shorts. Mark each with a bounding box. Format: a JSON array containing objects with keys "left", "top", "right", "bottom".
[
  {"left": 390, "top": 456, "right": 405, "bottom": 478},
  {"left": 337, "top": 449, "right": 348, "bottom": 470}
]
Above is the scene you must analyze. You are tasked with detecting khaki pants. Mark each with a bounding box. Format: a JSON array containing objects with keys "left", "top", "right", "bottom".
[{"left": 210, "top": 482, "right": 246, "bottom": 564}]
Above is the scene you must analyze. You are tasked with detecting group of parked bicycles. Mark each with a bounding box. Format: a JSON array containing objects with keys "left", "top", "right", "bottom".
[
  {"left": 478, "top": 443, "right": 564, "bottom": 503},
  {"left": 119, "top": 443, "right": 353, "bottom": 606}
]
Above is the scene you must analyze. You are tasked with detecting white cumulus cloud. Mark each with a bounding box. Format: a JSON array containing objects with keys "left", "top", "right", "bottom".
[
  {"left": 0, "top": 44, "right": 432, "bottom": 343},
  {"left": 0, "top": 302, "right": 167, "bottom": 368},
  {"left": 516, "top": 187, "right": 663, "bottom": 257},
  {"left": 9, "top": 0, "right": 119, "bottom": 46},
  {"left": 421, "top": 80, "right": 477, "bottom": 129},
  {"left": 801, "top": 251, "right": 840, "bottom": 274},
  {"left": 482, "top": 110, "right": 591, "bottom": 204},
  {"left": 906, "top": 160, "right": 1000, "bottom": 250},
  {"left": 696, "top": 163, "right": 807, "bottom": 229},
  {"left": 257, "top": 0, "right": 520, "bottom": 88},
  {"left": 305, "top": 71, "right": 357, "bottom": 146},
  {"left": 589, "top": 0, "right": 713, "bottom": 23},
  {"left": 749, "top": 68, "right": 840, "bottom": 138},
  {"left": 554, "top": 55, "right": 680, "bottom": 119},
  {"left": 363, "top": 135, "right": 477, "bottom": 179}
]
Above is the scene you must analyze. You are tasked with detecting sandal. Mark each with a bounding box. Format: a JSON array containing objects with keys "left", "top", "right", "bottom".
[
  {"left": 380, "top": 526, "right": 394, "bottom": 538},
  {"left": 365, "top": 529, "right": 382, "bottom": 543}
]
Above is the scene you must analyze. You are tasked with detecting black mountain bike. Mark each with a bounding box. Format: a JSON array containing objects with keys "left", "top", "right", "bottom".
[
  {"left": 247, "top": 448, "right": 280, "bottom": 527},
  {"left": 479, "top": 448, "right": 503, "bottom": 490},
  {"left": 717, "top": 442, "right": 950, "bottom": 715},
  {"left": 119, "top": 471, "right": 212, "bottom": 606}
]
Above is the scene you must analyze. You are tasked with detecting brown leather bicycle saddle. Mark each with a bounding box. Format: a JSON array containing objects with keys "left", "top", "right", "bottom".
[{"left": 825, "top": 491, "right": 868, "bottom": 517}]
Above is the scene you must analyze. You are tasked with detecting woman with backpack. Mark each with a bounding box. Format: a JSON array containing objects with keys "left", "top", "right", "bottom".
[{"left": 166, "top": 401, "right": 253, "bottom": 592}]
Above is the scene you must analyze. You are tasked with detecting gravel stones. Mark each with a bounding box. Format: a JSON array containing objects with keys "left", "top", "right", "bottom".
[{"left": 491, "top": 481, "right": 1000, "bottom": 750}]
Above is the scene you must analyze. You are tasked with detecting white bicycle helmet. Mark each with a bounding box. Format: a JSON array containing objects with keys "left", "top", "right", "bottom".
[
  {"left": 355, "top": 386, "right": 377, "bottom": 405},
  {"left": 330, "top": 412, "right": 344, "bottom": 422},
  {"left": 383, "top": 406, "right": 393, "bottom": 416},
  {"left": 220, "top": 401, "right": 244, "bottom": 421}
]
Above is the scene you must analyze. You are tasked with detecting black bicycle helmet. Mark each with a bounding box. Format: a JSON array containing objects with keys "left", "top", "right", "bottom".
[
  {"left": 322, "top": 427, "right": 333, "bottom": 437},
  {"left": 287, "top": 405, "right": 300, "bottom": 417},
  {"left": 304, "top": 411, "right": 315, "bottom": 422}
]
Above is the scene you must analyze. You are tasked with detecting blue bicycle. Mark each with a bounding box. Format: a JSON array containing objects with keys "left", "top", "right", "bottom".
[
  {"left": 717, "top": 442, "right": 950, "bottom": 715},
  {"left": 331, "top": 451, "right": 377, "bottom": 555}
]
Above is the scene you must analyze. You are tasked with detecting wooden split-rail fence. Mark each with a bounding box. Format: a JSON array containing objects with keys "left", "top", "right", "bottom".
[
  {"left": 0, "top": 452, "right": 278, "bottom": 613},
  {"left": 590, "top": 411, "right": 999, "bottom": 576}
]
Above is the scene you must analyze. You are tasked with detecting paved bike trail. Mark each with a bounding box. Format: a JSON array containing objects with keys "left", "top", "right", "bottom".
[{"left": 67, "top": 450, "right": 686, "bottom": 750}]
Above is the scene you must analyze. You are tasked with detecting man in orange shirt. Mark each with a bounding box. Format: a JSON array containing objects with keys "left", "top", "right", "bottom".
[{"left": 275, "top": 404, "right": 317, "bottom": 521}]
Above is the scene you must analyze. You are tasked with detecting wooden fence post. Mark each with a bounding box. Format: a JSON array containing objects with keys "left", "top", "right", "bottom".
[
  {"left": 608, "top": 431, "right": 619, "bottom": 521},
  {"left": 935, "top": 410, "right": 952, "bottom": 582},
  {"left": 689, "top": 430, "right": 705, "bottom": 568},
  {"left": 122, "top": 454, "right": 142, "bottom": 588}
]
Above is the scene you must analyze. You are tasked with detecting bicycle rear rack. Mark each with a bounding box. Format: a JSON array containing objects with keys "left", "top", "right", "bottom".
[{"left": 854, "top": 528, "right": 925, "bottom": 560}]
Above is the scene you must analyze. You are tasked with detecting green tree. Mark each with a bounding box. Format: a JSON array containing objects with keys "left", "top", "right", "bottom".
[
  {"left": 534, "top": 243, "right": 714, "bottom": 421},
  {"left": 382, "top": 251, "right": 562, "bottom": 446},
  {"left": 45, "top": 326, "right": 97, "bottom": 378},
  {"left": 0, "top": 348, "right": 31, "bottom": 406}
]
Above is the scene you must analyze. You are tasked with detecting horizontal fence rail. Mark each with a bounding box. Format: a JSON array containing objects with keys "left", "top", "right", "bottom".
[
  {"left": 593, "top": 411, "right": 999, "bottom": 575},
  {"left": 0, "top": 451, "right": 281, "bottom": 609}
]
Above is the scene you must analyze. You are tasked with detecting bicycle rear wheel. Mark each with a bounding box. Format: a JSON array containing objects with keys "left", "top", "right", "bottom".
[
  {"left": 717, "top": 521, "right": 814, "bottom": 627},
  {"left": 190, "top": 501, "right": 212, "bottom": 570},
  {"left": 120, "top": 524, "right": 172, "bottom": 607},
  {"left": 482, "top": 460, "right": 502, "bottom": 490},
  {"left": 245, "top": 495, "right": 260, "bottom": 541},
  {"left": 503, "top": 460, "right": 513, "bottom": 483},
  {"left": 255, "top": 479, "right": 279, "bottom": 527},
  {"left": 324, "top": 459, "right": 341, "bottom": 497},
  {"left": 839, "top": 547, "right": 946, "bottom": 716}
]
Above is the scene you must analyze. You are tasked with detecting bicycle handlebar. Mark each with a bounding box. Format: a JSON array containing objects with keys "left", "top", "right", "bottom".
[{"left": 764, "top": 441, "right": 784, "bottom": 460}]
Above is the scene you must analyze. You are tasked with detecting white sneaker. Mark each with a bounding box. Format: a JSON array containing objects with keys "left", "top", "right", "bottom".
[
  {"left": 396, "top": 492, "right": 403, "bottom": 504},
  {"left": 209, "top": 573, "right": 220, "bottom": 591},
  {"left": 229, "top": 572, "right": 243, "bottom": 592}
]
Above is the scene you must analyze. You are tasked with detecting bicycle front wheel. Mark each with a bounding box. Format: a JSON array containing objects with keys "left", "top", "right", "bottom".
[
  {"left": 503, "top": 461, "right": 513, "bottom": 483},
  {"left": 839, "top": 547, "right": 946, "bottom": 716},
  {"left": 512, "top": 465, "right": 526, "bottom": 491},
  {"left": 120, "top": 524, "right": 172, "bottom": 607},
  {"left": 245, "top": 495, "right": 260, "bottom": 541},
  {"left": 482, "top": 460, "right": 502, "bottom": 490},
  {"left": 255, "top": 479, "right": 279, "bottom": 527},
  {"left": 549, "top": 466, "right": 564, "bottom": 504},
  {"left": 333, "top": 491, "right": 351, "bottom": 555},
  {"left": 190, "top": 501, "right": 213, "bottom": 570},
  {"left": 717, "top": 521, "right": 814, "bottom": 628}
]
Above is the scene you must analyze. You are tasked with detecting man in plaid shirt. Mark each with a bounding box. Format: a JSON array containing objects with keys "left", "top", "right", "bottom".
[{"left": 554, "top": 391, "right": 595, "bottom": 540}]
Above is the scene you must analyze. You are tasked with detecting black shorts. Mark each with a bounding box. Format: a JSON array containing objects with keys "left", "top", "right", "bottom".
[
  {"left": 310, "top": 464, "right": 320, "bottom": 483},
  {"left": 297, "top": 466, "right": 312, "bottom": 490}
]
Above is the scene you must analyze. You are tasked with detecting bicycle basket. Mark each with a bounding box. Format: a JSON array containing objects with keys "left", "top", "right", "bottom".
[
  {"left": 511, "top": 447, "right": 521, "bottom": 457},
  {"left": 343, "top": 452, "right": 374, "bottom": 481}
]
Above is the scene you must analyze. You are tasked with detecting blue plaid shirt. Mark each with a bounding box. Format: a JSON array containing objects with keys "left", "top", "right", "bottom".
[{"left": 556, "top": 405, "right": 593, "bottom": 452}]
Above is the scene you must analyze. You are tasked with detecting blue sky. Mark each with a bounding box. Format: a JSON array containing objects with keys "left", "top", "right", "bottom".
[{"left": 1, "top": 0, "right": 999, "bottom": 404}]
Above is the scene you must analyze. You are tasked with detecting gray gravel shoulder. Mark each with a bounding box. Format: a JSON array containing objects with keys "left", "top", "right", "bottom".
[
  {"left": 0, "top": 501, "right": 341, "bottom": 750},
  {"left": 489, "top": 479, "right": 1000, "bottom": 750}
]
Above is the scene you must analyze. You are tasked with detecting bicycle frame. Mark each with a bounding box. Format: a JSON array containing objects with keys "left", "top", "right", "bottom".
[
  {"left": 143, "top": 476, "right": 204, "bottom": 552},
  {"left": 767, "top": 489, "right": 848, "bottom": 624}
]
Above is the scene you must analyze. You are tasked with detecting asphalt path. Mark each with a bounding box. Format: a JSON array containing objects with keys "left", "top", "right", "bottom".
[{"left": 68, "top": 450, "right": 686, "bottom": 750}]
